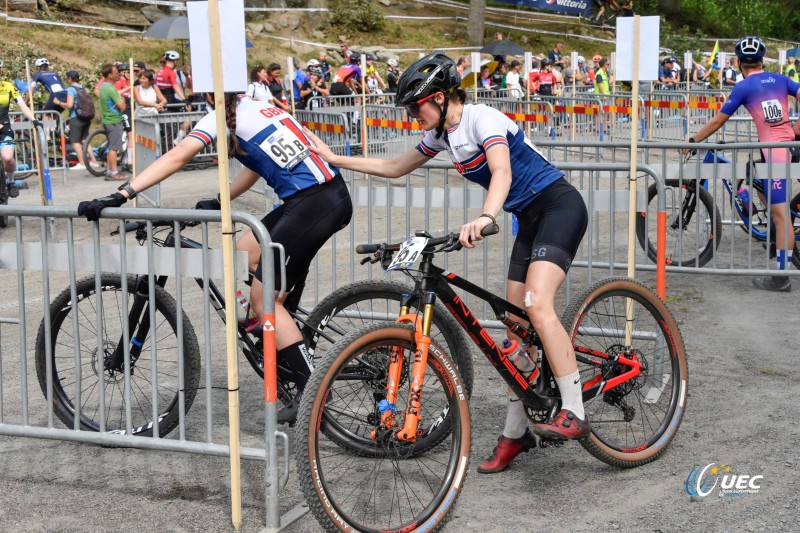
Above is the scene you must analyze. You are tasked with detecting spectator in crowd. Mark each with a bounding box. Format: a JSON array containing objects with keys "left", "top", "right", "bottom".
[
  {"left": 365, "top": 54, "right": 388, "bottom": 91},
  {"left": 94, "top": 61, "right": 121, "bottom": 97},
  {"left": 669, "top": 56, "right": 681, "bottom": 83},
  {"left": 506, "top": 60, "right": 523, "bottom": 98},
  {"left": 551, "top": 61, "right": 564, "bottom": 95},
  {"left": 97, "top": 63, "right": 126, "bottom": 181},
  {"left": 339, "top": 42, "right": 350, "bottom": 65},
  {"left": 301, "top": 68, "right": 329, "bottom": 109},
  {"left": 284, "top": 57, "right": 305, "bottom": 109},
  {"left": 386, "top": 59, "right": 401, "bottom": 93},
  {"left": 548, "top": 42, "right": 565, "bottom": 72},
  {"left": 266, "top": 63, "right": 291, "bottom": 111},
  {"left": 478, "top": 64, "right": 492, "bottom": 92},
  {"left": 133, "top": 61, "right": 146, "bottom": 87},
  {"left": 703, "top": 53, "right": 721, "bottom": 87},
  {"left": 115, "top": 64, "right": 133, "bottom": 134},
  {"left": 156, "top": 51, "right": 185, "bottom": 110},
  {"left": 528, "top": 58, "right": 541, "bottom": 94},
  {"left": 574, "top": 55, "right": 589, "bottom": 88},
  {"left": 495, "top": 32, "right": 503, "bottom": 41},
  {"left": 247, "top": 65, "right": 272, "bottom": 101},
  {"left": 133, "top": 69, "right": 166, "bottom": 117},
  {"left": 319, "top": 51, "right": 332, "bottom": 82},
  {"left": 32, "top": 57, "right": 68, "bottom": 113},
  {"left": 537, "top": 59, "right": 557, "bottom": 96},
  {"left": 490, "top": 61, "right": 506, "bottom": 91},
  {"left": 456, "top": 56, "right": 469, "bottom": 77},
  {"left": 722, "top": 58, "right": 737, "bottom": 87},
  {"left": 618, "top": 0, "right": 634, "bottom": 16},
  {"left": 56, "top": 70, "right": 92, "bottom": 171},
  {"left": 659, "top": 57, "right": 678, "bottom": 90}
]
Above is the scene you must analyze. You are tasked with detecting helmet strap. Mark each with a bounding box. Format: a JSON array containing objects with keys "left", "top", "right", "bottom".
[{"left": 434, "top": 95, "right": 450, "bottom": 140}]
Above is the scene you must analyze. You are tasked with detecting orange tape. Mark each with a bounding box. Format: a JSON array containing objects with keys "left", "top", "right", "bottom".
[
  {"left": 134, "top": 135, "right": 156, "bottom": 151},
  {"left": 364, "top": 117, "right": 424, "bottom": 130},
  {"left": 503, "top": 112, "right": 547, "bottom": 123},
  {"left": 262, "top": 313, "right": 277, "bottom": 403},
  {"left": 301, "top": 121, "right": 345, "bottom": 134}
]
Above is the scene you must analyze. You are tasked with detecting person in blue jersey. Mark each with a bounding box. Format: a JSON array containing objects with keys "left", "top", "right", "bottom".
[
  {"left": 687, "top": 36, "right": 800, "bottom": 292},
  {"left": 77, "top": 93, "right": 353, "bottom": 424},
  {"left": 32, "top": 58, "right": 68, "bottom": 113},
  {"left": 305, "top": 52, "right": 589, "bottom": 472}
]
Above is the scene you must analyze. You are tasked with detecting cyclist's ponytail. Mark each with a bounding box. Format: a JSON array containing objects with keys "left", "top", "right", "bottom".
[{"left": 224, "top": 93, "right": 246, "bottom": 156}]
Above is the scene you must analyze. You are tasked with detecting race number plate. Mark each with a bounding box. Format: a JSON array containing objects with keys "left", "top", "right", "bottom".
[
  {"left": 761, "top": 99, "right": 783, "bottom": 124},
  {"left": 261, "top": 128, "right": 309, "bottom": 169},
  {"left": 386, "top": 236, "right": 429, "bottom": 271}
]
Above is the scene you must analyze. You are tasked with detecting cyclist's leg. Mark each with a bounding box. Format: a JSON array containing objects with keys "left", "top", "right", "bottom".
[
  {"left": 754, "top": 177, "right": 793, "bottom": 291},
  {"left": 1, "top": 135, "right": 18, "bottom": 197}
]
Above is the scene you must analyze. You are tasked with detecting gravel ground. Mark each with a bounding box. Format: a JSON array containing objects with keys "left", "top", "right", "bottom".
[{"left": 0, "top": 165, "right": 797, "bottom": 532}]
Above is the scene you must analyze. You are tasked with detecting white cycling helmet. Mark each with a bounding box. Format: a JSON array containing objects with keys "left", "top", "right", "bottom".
[
  {"left": 163, "top": 50, "right": 180, "bottom": 61},
  {"left": 34, "top": 57, "right": 49, "bottom": 68},
  {"left": 0, "top": 59, "right": 3, "bottom": 68},
  {"left": 576, "top": 55, "right": 585, "bottom": 64},
  {"left": 307, "top": 58, "right": 320, "bottom": 67},
  {"left": 387, "top": 58, "right": 398, "bottom": 67}
]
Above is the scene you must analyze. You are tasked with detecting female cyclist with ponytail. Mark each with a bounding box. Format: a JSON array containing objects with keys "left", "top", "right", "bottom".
[
  {"left": 305, "top": 52, "right": 589, "bottom": 473},
  {"left": 78, "top": 93, "right": 353, "bottom": 423}
]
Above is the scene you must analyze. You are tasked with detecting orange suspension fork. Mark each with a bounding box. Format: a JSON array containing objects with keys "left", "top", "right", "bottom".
[{"left": 396, "top": 303, "right": 435, "bottom": 442}]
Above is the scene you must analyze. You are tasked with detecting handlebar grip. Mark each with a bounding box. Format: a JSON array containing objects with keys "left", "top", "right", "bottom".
[
  {"left": 481, "top": 223, "right": 500, "bottom": 237},
  {"left": 356, "top": 244, "right": 381, "bottom": 254}
]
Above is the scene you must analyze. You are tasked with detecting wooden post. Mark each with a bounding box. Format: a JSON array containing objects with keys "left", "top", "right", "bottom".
[
  {"left": 128, "top": 58, "right": 137, "bottom": 207},
  {"left": 287, "top": 56, "right": 296, "bottom": 115},
  {"left": 25, "top": 60, "right": 47, "bottom": 206},
  {"left": 361, "top": 53, "right": 368, "bottom": 159},
  {"left": 207, "top": 0, "right": 242, "bottom": 529},
  {"left": 625, "top": 15, "right": 642, "bottom": 344}
]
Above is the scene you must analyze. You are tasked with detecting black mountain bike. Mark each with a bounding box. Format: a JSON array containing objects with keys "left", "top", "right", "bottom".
[
  {"left": 0, "top": 164, "right": 9, "bottom": 228},
  {"left": 35, "top": 219, "right": 475, "bottom": 437},
  {"left": 296, "top": 227, "right": 688, "bottom": 532}
]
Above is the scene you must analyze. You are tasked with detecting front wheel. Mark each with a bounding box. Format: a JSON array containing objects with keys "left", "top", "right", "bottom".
[
  {"left": 636, "top": 179, "right": 722, "bottom": 267},
  {"left": 84, "top": 129, "right": 109, "bottom": 177},
  {"left": 35, "top": 274, "right": 201, "bottom": 437},
  {"left": 296, "top": 323, "right": 471, "bottom": 532},
  {"left": 562, "top": 277, "right": 688, "bottom": 468}
]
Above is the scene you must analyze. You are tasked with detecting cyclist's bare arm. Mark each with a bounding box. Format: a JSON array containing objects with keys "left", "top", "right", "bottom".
[
  {"left": 14, "top": 96, "right": 37, "bottom": 122},
  {"left": 305, "top": 127, "right": 428, "bottom": 178},
  {"left": 459, "top": 144, "right": 511, "bottom": 247},
  {"left": 118, "top": 137, "right": 204, "bottom": 199},
  {"left": 690, "top": 112, "right": 731, "bottom": 143},
  {"left": 230, "top": 167, "right": 261, "bottom": 199}
]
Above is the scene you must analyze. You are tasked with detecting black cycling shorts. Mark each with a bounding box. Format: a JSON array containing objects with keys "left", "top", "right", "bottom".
[
  {"left": 508, "top": 177, "right": 588, "bottom": 282},
  {"left": 254, "top": 174, "right": 353, "bottom": 292}
]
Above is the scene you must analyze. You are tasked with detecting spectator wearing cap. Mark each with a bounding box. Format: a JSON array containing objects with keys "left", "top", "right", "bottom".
[
  {"left": 658, "top": 57, "right": 677, "bottom": 90},
  {"left": 506, "top": 60, "right": 523, "bottom": 99},
  {"left": 114, "top": 63, "right": 134, "bottom": 133},
  {"left": 386, "top": 59, "right": 401, "bottom": 93},
  {"left": 318, "top": 51, "right": 332, "bottom": 82},
  {"left": 133, "top": 61, "right": 146, "bottom": 86},
  {"left": 301, "top": 66, "right": 329, "bottom": 110},
  {"left": 156, "top": 50, "right": 185, "bottom": 111},
  {"left": 365, "top": 54, "right": 387, "bottom": 91},
  {"left": 305, "top": 59, "right": 321, "bottom": 83},
  {"left": 59, "top": 70, "right": 93, "bottom": 171}
]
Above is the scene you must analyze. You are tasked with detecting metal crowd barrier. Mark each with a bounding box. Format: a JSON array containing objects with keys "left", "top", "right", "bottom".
[
  {"left": 0, "top": 206, "right": 302, "bottom": 531},
  {"left": 9, "top": 110, "right": 67, "bottom": 185}
]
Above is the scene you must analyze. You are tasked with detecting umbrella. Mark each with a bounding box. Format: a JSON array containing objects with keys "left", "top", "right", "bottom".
[
  {"left": 479, "top": 40, "right": 525, "bottom": 58},
  {"left": 460, "top": 60, "right": 499, "bottom": 89},
  {"left": 786, "top": 48, "right": 800, "bottom": 59}
]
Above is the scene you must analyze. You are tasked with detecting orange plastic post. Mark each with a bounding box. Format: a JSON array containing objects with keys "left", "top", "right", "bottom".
[
  {"left": 262, "top": 313, "right": 277, "bottom": 402},
  {"left": 656, "top": 210, "right": 667, "bottom": 300}
]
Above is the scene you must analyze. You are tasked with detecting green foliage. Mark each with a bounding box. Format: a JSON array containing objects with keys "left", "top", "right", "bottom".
[
  {"left": 660, "top": 23, "right": 707, "bottom": 62},
  {"left": 329, "top": 0, "right": 386, "bottom": 33}
]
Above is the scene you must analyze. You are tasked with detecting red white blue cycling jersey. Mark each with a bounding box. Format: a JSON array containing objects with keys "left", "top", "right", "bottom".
[
  {"left": 721, "top": 71, "right": 800, "bottom": 163},
  {"left": 415, "top": 104, "right": 563, "bottom": 213},
  {"left": 188, "top": 97, "right": 338, "bottom": 199},
  {"left": 32, "top": 71, "right": 67, "bottom": 95}
]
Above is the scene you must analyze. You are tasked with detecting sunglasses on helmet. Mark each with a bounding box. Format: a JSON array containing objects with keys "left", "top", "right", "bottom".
[{"left": 404, "top": 92, "right": 439, "bottom": 118}]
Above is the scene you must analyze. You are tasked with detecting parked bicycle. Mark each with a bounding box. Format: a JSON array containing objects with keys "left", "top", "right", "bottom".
[
  {"left": 296, "top": 227, "right": 688, "bottom": 532},
  {"left": 35, "top": 219, "right": 475, "bottom": 437},
  {"left": 636, "top": 148, "right": 800, "bottom": 268},
  {"left": 83, "top": 128, "right": 131, "bottom": 177}
]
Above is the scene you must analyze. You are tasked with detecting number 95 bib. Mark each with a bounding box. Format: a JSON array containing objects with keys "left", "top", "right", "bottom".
[{"left": 261, "top": 127, "right": 309, "bottom": 170}]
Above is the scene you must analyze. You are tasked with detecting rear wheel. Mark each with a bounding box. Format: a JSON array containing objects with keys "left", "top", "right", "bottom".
[
  {"left": 296, "top": 323, "right": 471, "bottom": 532},
  {"left": 562, "top": 277, "right": 688, "bottom": 468},
  {"left": 84, "top": 129, "right": 109, "bottom": 177},
  {"left": 636, "top": 179, "right": 721, "bottom": 267},
  {"left": 0, "top": 167, "right": 8, "bottom": 228}
]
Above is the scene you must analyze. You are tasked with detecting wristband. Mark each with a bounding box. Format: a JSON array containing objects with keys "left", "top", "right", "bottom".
[
  {"left": 480, "top": 213, "right": 496, "bottom": 224},
  {"left": 117, "top": 182, "right": 137, "bottom": 199}
]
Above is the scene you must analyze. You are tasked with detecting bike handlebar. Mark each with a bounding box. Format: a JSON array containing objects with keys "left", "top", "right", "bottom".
[
  {"left": 110, "top": 219, "right": 200, "bottom": 236},
  {"left": 356, "top": 223, "right": 500, "bottom": 262}
]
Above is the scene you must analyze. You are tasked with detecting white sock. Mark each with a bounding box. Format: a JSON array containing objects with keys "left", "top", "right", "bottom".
[
  {"left": 502, "top": 387, "right": 528, "bottom": 439},
  {"left": 6, "top": 170, "right": 14, "bottom": 184},
  {"left": 776, "top": 249, "right": 791, "bottom": 271},
  {"left": 555, "top": 370, "right": 585, "bottom": 420}
]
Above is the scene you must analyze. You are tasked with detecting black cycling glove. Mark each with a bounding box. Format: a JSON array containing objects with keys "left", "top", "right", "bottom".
[
  {"left": 77, "top": 193, "right": 127, "bottom": 221},
  {"left": 195, "top": 197, "right": 221, "bottom": 210},
  {"left": 32, "top": 119, "right": 42, "bottom": 129}
]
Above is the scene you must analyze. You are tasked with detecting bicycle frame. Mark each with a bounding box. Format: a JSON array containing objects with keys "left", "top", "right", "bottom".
[{"left": 381, "top": 252, "right": 643, "bottom": 442}]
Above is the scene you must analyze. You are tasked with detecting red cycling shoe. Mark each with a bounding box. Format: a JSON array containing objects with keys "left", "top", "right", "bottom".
[
  {"left": 477, "top": 428, "right": 538, "bottom": 474},
  {"left": 533, "top": 409, "right": 590, "bottom": 440}
]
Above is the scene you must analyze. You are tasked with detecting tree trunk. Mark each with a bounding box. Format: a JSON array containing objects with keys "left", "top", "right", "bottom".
[{"left": 467, "top": 0, "right": 486, "bottom": 47}]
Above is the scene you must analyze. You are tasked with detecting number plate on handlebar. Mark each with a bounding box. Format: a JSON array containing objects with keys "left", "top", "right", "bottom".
[{"left": 386, "top": 236, "right": 428, "bottom": 271}]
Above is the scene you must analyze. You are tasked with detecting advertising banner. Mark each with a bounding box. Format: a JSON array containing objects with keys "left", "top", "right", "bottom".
[{"left": 492, "top": 0, "right": 591, "bottom": 17}]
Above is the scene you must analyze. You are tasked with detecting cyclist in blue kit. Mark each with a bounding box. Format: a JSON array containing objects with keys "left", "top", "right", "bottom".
[
  {"left": 32, "top": 58, "right": 68, "bottom": 113},
  {"left": 305, "top": 52, "right": 589, "bottom": 473},
  {"left": 687, "top": 36, "right": 800, "bottom": 292},
  {"left": 78, "top": 93, "right": 353, "bottom": 423}
]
